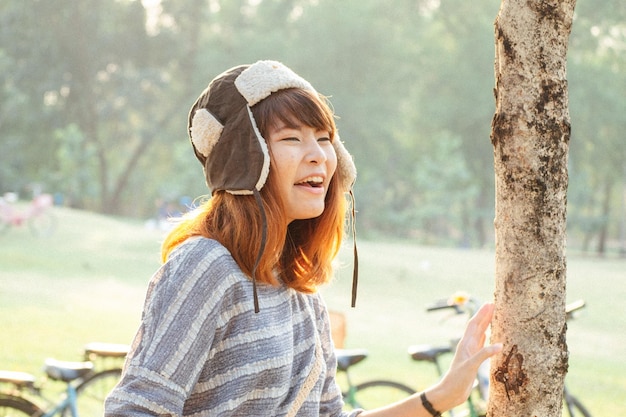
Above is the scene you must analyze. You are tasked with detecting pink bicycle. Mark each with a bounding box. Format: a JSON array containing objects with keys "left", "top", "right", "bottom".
[{"left": 0, "top": 193, "right": 56, "bottom": 236}]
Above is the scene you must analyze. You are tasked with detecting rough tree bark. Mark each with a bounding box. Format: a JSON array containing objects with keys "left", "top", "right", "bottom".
[{"left": 488, "top": 1, "right": 576, "bottom": 416}]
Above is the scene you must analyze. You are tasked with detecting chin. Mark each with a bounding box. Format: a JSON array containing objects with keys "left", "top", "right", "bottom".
[{"left": 291, "top": 208, "right": 325, "bottom": 221}]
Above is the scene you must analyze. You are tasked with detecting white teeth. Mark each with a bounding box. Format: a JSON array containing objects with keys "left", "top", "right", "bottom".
[{"left": 297, "top": 176, "right": 323, "bottom": 185}]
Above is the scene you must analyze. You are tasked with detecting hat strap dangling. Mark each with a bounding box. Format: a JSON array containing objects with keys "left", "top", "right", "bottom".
[
  {"left": 252, "top": 189, "right": 267, "bottom": 313},
  {"left": 349, "top": 190, "right": 359, "bottom": 308}
]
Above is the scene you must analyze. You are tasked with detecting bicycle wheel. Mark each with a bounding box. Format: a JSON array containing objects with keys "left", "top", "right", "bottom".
[
  {"left": 0, "top": 393, "right": 45, "bottom": 417},
  {"left": 563, "top": 393, "right": 592, "bottom": 417},
  {"left": 65, "top": 368, "right": 122, "bottom": 417},
  {"left": 344, "top": 380, "right": 415, "bottom": 410}
]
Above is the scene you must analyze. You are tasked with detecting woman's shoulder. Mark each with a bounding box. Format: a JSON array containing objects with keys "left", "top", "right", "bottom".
[
  {"left": 155, "top": 237, "right": 246, "bottom": 290},
  {"left": 171, "top": 235, "right": 228, "bottom": 257},
  {"left": 168, "top": 237, "right": 235, "bottom": 270},
  {"left": 145, "top": 237, "right": 252, "bottom": 315}
]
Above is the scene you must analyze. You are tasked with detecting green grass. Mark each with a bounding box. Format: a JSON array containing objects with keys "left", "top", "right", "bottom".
[
  {"left": 0, "top": 207, "right": 160, "bottom": 371},
  {"left": 323, "top": 242, "right": 626, "bottom": 416},
  {"left": 1, "top": 206, "right": 624, "bottom": 415}
]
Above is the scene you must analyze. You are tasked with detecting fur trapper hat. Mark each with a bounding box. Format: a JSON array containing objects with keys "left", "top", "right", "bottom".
[{"left": 188, "top": 60, "right": 356, "bottom": 195}]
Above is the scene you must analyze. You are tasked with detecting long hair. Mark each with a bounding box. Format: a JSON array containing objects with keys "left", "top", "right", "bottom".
[{"left": 162, "top": 88, "right": 348, "bottom": 293}]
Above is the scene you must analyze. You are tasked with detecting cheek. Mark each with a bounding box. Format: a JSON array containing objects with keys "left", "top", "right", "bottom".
[
  {"left": 326, "top": 150, "right": 338, "bottom": 176},
  {"left": 269, "top": 150, "right": 295, "bottom": 176}
]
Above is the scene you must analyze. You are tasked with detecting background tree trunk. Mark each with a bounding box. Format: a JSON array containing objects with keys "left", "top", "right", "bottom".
[{"left": 489, "top": 1, "right": 576, "bottom": 416}]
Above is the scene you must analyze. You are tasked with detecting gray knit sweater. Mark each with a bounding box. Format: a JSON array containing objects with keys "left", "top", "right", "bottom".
[{"left": 104, "top": 237, "right": 361, "bottom": 417}]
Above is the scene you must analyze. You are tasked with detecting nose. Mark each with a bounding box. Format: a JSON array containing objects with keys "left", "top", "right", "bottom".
[{"left": 305, "top": 134, "right": 328, "bottom": 165}]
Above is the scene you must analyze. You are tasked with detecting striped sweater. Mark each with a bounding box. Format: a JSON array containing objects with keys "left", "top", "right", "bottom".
[{"left": 105, "top": 237, "right": 361, "bottom": 417}]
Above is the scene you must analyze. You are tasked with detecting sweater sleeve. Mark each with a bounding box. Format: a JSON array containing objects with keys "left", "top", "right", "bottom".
[{"left": 105, "top": 239, "right": 233, "bottom": 416}]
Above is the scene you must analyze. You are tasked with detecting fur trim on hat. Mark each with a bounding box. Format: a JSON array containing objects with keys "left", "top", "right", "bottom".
[
  {"left": 190, "top": 109, "right": 223, "bottom": 158},
  {"left": 334, "top": 134, "right": 357, "bottom": 191},
  {"left": 225, "top": 106, "right": 271, "bottom": 196},
  {"left": 234, "top": 60, "right": 315, "bottom": 106},
  {"left": 246, "top": 106, "right": 271, "bottom": 193}
]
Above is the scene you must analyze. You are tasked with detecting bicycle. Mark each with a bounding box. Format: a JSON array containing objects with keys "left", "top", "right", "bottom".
[
  {"left": 72, "top": 342, "right": 129, "bottom": 416},
  {"left": 0, "top": 358, "right": 94, "bottom": 417},
  {"left": 328, "top": 311, "right": 416, "bottom": 410},
  {"left": 336, "top": 348, "right": 416, "bottom": 410},
  {"left": 0, "top": 193, "right": 56, "bottom": 237},
  {"left": 407, "top": 293, "right": 592, "bottom": 417},
  {"left": 561, "top": 300, "right": 593, "bottom": 417},
  {"left": 0, "top": 342, "right": 128, "bottom": 417}
]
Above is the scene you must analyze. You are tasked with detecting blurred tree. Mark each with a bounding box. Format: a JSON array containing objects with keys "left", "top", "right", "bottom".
[
  {"left": 567, "top": 0, "right": 626, "bottom": 255},
  {"left": 0, "top": 2, "right": 64, "bottom": 195},
  {"left": 0, "top": 0, "right": 208, "bottom": 214},
  {"left": 0, "top": 0, "right": 622, "bottom": 247},
  {"left": 398, "top": 0, "right": 501, "bottom": 246}
]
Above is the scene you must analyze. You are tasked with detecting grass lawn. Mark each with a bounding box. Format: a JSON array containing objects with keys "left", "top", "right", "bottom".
[{"left": 1, "top": 205, "right": 624, "bottom": 415}]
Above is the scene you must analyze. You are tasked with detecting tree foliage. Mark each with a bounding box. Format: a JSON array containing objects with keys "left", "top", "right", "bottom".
[{"left": 0, "top": 0, "right": 623, "bottom": 252}]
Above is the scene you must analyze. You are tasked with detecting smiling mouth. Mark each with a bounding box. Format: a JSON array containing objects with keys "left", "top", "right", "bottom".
[{"left": 296, "top": 176, "right": 324, "bottom": 188}]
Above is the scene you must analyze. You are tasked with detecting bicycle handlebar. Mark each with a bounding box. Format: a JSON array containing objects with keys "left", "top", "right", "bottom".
[
  {"left": 427, "top": 292, "right": 586, "bottom": 322},
  {"left": 426, "top": 291, "right": 479, "bottom": 316},
  {"left": 565, "top": 299, "right": 586, "bottom": 321},
  {"left": 426, "top": 301, "right": 464, "bottom": 314}
]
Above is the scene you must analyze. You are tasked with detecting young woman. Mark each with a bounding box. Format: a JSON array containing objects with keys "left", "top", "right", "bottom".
[{"left": 104, "top": 60, "right": 502, "bottom": 417}]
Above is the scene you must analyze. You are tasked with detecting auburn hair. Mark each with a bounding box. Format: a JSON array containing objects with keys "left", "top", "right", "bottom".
[{"left": 161, "top": 88, "right": 348, "bottom": 293}]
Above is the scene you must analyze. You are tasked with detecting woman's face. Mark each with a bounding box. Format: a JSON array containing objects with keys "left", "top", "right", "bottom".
[{"left": 267, "top": 121, "right": 337, "bottom": 225}]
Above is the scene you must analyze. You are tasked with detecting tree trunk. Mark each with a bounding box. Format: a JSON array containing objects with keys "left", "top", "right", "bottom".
[{"left": 489, "top": 1, "right": 576, "bottom": 416}]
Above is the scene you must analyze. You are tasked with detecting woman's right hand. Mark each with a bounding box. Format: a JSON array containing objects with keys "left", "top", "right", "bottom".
[{"left": 428, "top": 303, "right": 502, "bottom": 410}]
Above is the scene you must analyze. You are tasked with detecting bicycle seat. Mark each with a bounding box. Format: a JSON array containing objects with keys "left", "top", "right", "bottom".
[
  {"left": 43, "top": 359, "right": 94, "bottom": 382},
  {"left": 0, "top": 370, "right": 37, "bottom": 388},
  {"left": 335, "top": 348, "right": 368, "bottom": 372},
  {"left": 84, "top": 342, "right": 130, "bottom": 359},
  {"left": 407, "top": 344, "right": 452, "bottom": 363}
]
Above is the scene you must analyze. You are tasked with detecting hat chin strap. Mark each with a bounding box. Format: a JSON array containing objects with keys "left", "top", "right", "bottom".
[
  {"left": 349, "top": 190, "right": 359, "bottom": 308},
  {"left": 250, "top": 188, "right": 358, "bottom": 312},
  {"left": 252, "top": 189, "right": 267, "bottom": 313}
]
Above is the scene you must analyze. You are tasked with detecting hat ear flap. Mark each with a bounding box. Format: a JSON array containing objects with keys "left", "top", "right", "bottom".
[
  {"left": 190, "top": 108, "right": 224, "bottom": 160},
  {"left": 205, "top": 105, "right": 270, "bottom": 194},
  {"left": 333, "top": 134, "right": 357, "bottom": 192}
]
